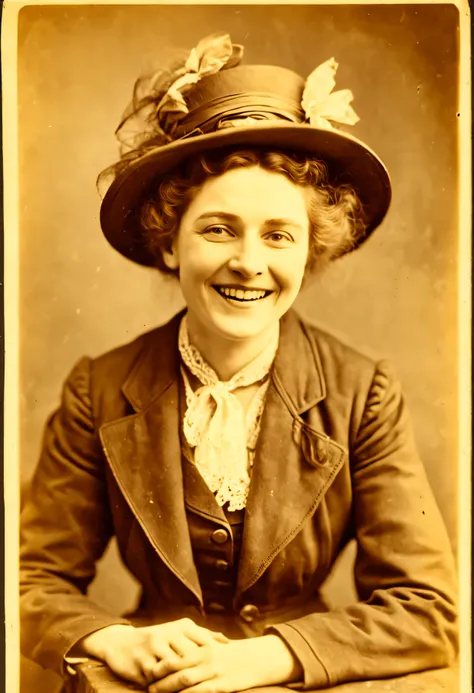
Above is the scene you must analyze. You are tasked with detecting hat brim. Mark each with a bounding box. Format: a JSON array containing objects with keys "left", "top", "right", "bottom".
[{"left": 100, "top": 122, "right": 391, "bottom": 267}]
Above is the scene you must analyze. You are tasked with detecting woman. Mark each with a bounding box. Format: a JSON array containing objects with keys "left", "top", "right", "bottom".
[{"left": 20, "top": 32, "right": 457, "bottom": 692}]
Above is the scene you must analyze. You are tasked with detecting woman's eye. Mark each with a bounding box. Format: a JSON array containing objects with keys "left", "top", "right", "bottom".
[
  {"left": 203, "top": 225, "right": 233, "bottom": 238},
  {"left": 267, "top": 231, "right": 293, "bottom": 244}
]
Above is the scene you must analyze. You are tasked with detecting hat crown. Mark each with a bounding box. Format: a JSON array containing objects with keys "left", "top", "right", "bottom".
[
  {"left": 185, "top": 64, "right": 305, "bottom": 110},
  {"left": 175, "top": 65, "right": 306, "bottom": 138}
]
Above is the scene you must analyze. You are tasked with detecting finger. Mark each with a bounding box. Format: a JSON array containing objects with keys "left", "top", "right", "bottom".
[
  {"left": 180, "top": 682, "right": 221, "bottom": 693},
  {"left": 141, "top": 653, "right": 161, "bottom": 685},
  {"left": 151, "top": 649, "right": 205, "bottom": 681},
  {"left": 149, "top": 640, "right": 180, "bottom": 663},
  {"left": 210, "top": 632, "right": 229, "bottom": 644},
  {"left": 149, "top": 664, "right": 215, "bottom": 693},
  {"left": 169, "top": 634, "right": 200, "bottom": 658},
  {"left": 184, "top": 625, "right": 227, "bottom": 647},
  {"left": 103, "top": 651, "right": 149, "bottom": 687},
  {"left": 113, "top": 660, "right": 149, "bottom": 687}
]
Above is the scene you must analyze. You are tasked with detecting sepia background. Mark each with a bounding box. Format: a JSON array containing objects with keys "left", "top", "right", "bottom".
[{"left": 18, "top": 5, "right": 459, "bottom": 692}]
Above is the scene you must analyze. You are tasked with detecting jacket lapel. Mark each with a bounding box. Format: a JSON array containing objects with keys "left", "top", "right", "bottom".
[
  {"left": 98, "top": 310, "right": 345, "bottom": 602},
  {"left": 99, "top": 313, "right": 202, "bottom": 604},
  {"left": 236, "top": 311, "right": 346, "bottom": 596}
]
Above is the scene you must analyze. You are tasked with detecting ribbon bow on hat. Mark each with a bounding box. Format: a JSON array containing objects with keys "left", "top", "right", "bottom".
[
  {"left": 156, "top": 33, "right": 244, "bottom": 135},
  {"left": 302, "top": 57, "right": 359, "bottom": 130},
  {"left": 116, "top": 33, "right": 244, "bottom": 152}
]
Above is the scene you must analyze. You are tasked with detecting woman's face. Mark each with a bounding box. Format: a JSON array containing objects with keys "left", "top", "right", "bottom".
[{"left": 163, "top": 166, "right": 310, "bottom": 344}]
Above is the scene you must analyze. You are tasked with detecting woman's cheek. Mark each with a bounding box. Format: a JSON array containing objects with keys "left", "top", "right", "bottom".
[
  {"left": 275, "top": 253, "right": 307, "bottom": 292},
  {"left": 188, "top": 243, "right": 228, "bottom": 274}
]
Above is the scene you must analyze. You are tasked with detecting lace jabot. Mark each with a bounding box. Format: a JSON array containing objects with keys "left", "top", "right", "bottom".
[{"left": 178, "top": 315, "right": 279, "bottom": 511}]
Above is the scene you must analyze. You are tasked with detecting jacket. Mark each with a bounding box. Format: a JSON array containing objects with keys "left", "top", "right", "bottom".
[{"left": 20, "top": 309, "right": 458, "bottom": 688}]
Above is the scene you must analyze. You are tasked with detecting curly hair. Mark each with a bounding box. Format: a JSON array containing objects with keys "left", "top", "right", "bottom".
[{"left": 139, "top": 148, "right": 367, "bottom": 275}]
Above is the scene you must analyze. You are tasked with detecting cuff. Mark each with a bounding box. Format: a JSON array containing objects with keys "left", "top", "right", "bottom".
[
  {"left": 64, "top": 656, "right": 90, "bottom": 677},
  {"left": 265, "top": 623, "right": 329, "bottom": 690}
]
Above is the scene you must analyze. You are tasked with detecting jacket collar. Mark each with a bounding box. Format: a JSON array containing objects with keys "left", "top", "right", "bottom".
[
  {"left": 121, "top": 311, "right": 183, "bottom": 412},
  {"left": 271, "top": 309, "right": 326, "bottom": 413},
  {"left": 100, "top": 309, "right": 343, "bottom": 604},
  {"left": 121, "top": 309, "right": 326, "bottom": 416}
]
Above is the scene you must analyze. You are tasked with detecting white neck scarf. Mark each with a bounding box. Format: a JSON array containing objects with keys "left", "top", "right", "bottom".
[{"left": 178, "top": 315, "right": 279, "bottom": 511}]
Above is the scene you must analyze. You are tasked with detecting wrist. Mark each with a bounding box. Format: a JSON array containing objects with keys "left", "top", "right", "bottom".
[
  {"left": 248, "top": 635, "right": 303, "bottom": 686},
  {"left": 265, "top": 634, "right": 303, "bottom": 682},
  {"left": 79, "top": 624, "right": 135, "bottom": 660}
]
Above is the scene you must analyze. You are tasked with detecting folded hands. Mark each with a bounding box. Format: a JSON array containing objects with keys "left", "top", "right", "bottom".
[{"left": 78, "top": 618, "right": 302, "bottom": 692}]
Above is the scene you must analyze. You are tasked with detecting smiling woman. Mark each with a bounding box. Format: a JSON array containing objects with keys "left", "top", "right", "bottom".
[
  {"left": 19, "top": 29, "right": 458, "bottom": 693},
  {"left": 162, "top": 165, "right": 310, "bottom": 359}
]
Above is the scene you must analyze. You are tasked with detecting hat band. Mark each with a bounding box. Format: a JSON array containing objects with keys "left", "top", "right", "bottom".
[{"left": 173, "top": 92, "right": 305, "bottom": 138}]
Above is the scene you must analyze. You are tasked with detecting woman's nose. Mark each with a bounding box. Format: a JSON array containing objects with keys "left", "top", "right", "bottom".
[{"left": 227, "top": 238, "right": 266, "bottom": 278}]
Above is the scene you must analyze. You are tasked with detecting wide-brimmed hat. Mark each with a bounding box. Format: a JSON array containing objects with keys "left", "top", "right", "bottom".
[{"left": 100, "top": 33, "right": 391, "bottom": 267}]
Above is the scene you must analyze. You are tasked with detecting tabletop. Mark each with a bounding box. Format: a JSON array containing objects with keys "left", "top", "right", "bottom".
[{"left": 71, "top": 660, "right": 458, "bottom": 693}]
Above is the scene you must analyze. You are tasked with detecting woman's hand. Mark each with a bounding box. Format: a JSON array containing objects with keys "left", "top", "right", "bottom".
[
  {"left": 148, "top": 634, "right": 303, "bottom": 693},
  {"left": 77, "top": 618, "right": 229, "bottom": 687}
]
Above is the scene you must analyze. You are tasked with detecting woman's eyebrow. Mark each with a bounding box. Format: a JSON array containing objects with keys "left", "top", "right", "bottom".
[
  {"left": 195, "top": 212, "right": 305, "bottom": 231},
  {"left": 196, "top": 212, "right": 240, "bottom": 222},
  {"left": 265, "top": 218, "right": 306, "bottom": 230}
]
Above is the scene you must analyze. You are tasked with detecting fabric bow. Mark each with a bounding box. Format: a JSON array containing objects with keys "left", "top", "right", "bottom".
[
  {"left": 115, "top": 33, "right": 243, "bottom": 154},
  {"left": 179, "top": 315, "right": 279, "bottom": 511},
  {"left": 156, "top": 33, "right": 244, "bottom": 135},
  {"left": 302, "top": 57, "right": 359, "bottom": 130},
  {"left": 183, "top": 380, "right": 250, "bottom": 510}
]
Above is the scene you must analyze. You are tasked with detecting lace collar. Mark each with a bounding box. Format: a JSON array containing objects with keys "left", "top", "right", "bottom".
[{"left": 178, "top": 314, "right": 279, "bottom": 510}]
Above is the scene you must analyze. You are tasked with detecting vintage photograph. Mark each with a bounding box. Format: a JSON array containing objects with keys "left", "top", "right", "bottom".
[{"left": 4, "top": 3, "right": 469, "bottom": 692}]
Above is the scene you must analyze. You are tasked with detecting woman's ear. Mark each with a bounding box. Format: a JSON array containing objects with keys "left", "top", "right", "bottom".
[{"left": 162, "top": 243, "right": 179, "bottom": 270}]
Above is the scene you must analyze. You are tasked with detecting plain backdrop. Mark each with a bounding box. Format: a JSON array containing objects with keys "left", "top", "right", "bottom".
[{"left": 17, "top": 5, "right": 459, "bottom": 691}]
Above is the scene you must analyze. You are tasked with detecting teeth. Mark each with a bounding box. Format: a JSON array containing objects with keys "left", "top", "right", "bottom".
[{"left": 217, "top": 287, "right": 268, "bottom": 301}]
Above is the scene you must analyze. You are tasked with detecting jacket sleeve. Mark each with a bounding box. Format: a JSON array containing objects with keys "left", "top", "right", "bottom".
[
  {"left": 268, "top": 360, "right": 458, "bottom": 688},
  {"left": 20, "top": 357, "right": 131, "bottom": 676}
]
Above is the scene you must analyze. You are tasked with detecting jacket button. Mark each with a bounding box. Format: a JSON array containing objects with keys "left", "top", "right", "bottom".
[
  {"left": 239, "top": 604, "right": 260, "bottom": 623},
  {"left": 215, "top": 559, "right": 230, "bottom": 571},
  {"left": 213, "top": 579, "right": 231, "bottom": 588},
  {"left": 207, "top": 602, "right": 226, "bottom": 613},
  {"left": 211, "top": 528, "right": 229, "bottom": 545}
]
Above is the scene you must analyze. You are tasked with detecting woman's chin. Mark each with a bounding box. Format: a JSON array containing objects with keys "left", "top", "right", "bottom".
[
  {"left": 201, "top": 313, "right": 279, "bottom": 344},
  {"left": 186, "top": 291, "right": 286, "bottom": 343}
]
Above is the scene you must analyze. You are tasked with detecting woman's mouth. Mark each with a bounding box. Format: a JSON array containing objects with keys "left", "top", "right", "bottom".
[{"left": 213, "top": 286, "right": 272, "bottom": 303}]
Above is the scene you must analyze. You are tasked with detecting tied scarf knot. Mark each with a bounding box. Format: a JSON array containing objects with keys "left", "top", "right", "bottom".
[{"left": 183, "top": 382, "right": 247, "bottom": 451}]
